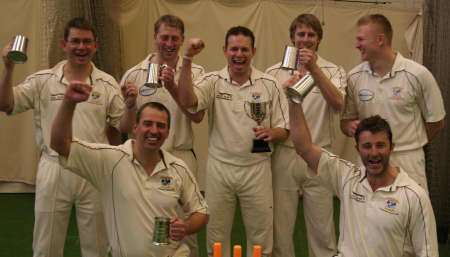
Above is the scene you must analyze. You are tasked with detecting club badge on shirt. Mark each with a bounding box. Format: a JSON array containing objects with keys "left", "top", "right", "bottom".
[
  {"left": 251, "top": 92, "right": 262, "bottom": 101},
  {"left": 159, "top": 176, "right": 175, "bottom": 191},
  {"left": 390, "top": 87, "right": 403, "bottom": 100},
  {"left": 91, "top": 91, "right": 101, "bottom": 100},
  {"left": 381, "top": 198, "right": 399, "bottom": 215},
  {"left": 358, "top": 89, "right": 374, "bottom": 102}
]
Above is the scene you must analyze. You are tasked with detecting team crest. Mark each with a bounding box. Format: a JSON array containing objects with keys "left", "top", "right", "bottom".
[
  {"left": 159, "top": 176, "right": 175, "bottom": 191},
  {"left": 161, "top": 176, "right": 172, "bottom": 186},
  {"left": 91, "top": 91, "right": 101, "bottom": 100},
  {"left": 391, "top": 87, "right": 402, "bottom": 100},
  {"left": 381, "top": 198, "right": 399, "bottom": 215},
  {"left": 250, "top": 92, "right": 262, "bottom": 102}
]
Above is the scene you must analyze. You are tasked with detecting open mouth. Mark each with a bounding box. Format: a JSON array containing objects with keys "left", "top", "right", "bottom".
[
  {"left": 231, "top": 58, "right": 246, "bottom": 65},
  {"left": 74, "top": 52, "right": 90, "bottom": 59},
  {"left": 144, "top": 134, "right": 160, "bottom": 145},
  {"left": 366, "top": 158, "right": 382, "bottom": 169},
  {"left": 163, "top": 47, "right": 177, "bottom": 55}
]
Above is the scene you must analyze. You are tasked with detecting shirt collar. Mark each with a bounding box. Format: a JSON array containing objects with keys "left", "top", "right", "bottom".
[
  {"left": 140, "top": 52, "right": 182, "bottom": 72},
  {"left": 218, "top": 65, "right": 266, "bottom": 88},
  {"left": 361, "top": 52, "right": 406, "bottom": 77},
  {"left": 54, "top": 60, "right": 97, "bottom": 86},
  {"left": 359, "top": 166, "right": 412, "bottom": 192},
  {"left": 121, "top": 139, "right": 180, "bottom": 175}
]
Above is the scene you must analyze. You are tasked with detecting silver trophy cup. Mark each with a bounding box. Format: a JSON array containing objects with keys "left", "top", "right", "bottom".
[
  {"left": 7, "top": 35, "right": 28, "bottom": 64},
  {"left": 281, "top": 45, "right": 299, "bottom": 70},
  {"left": 286, "top": 73, "right": 315, "bottom": 104},
  {"left": 245, "top": 98, "right": 271, "bottom": 153},
  {"left": 142, "top": 63, "right": 166, "bottom": 96}
]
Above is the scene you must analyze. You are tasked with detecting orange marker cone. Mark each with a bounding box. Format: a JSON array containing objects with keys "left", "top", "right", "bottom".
[
  {"left": 213, "top": 242, "right": 222, "bottom": 257},
  {"left": 253, "top": 245, "right": 262, "bottom": 257},
  {"left": 233, "top": 245, "right": 242, "bottom": 257}
]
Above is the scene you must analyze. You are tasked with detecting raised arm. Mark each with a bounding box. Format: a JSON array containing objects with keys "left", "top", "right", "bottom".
[
  {"left": 50, "top": 81, "right": 92, "bottom": 157},
  {"left": 0, "top": 43, "right": 16, "bottom": 113},
  {"left": 177, "top": 38, "right": 204, "bottom": 109},
  {"left": 340, "top": 118, "right": 361, "bottom": 137},
  {"left": 160, "top": 64, "right": 205, "bottom": 123},
  {"left": 283, "top": 74, "right": 322, "bottom": 172},
  {"left": 118, "top": 82, "right": 138, "bottom": 134},
  {"left": 289, "top": 100, "right": 322, "bottom": 172}
]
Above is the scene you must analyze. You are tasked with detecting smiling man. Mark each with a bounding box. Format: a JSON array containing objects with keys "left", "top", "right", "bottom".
[
  {"left": 341, "top": 14, "right": 446, "bottom": 192},
  {"left": 50, "top": 86, "right": 208, "bottom": 257},
  {"left": 286, "top": 84, "right": 439, "bottom": 257},
  {"left": 265, "top": 14, "right": 346, "bottom": 257},
  {"left": 177, "top": 26, "right": 289, "bottom": 257},
  {"left": 0, "top": 18, "right": 125, "bottom": 257},
  {"left": 119, "top": 15, "right": 206, "bottom": 257}
]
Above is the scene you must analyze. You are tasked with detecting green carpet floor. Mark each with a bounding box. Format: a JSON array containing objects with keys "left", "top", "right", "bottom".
[{"left": 0, "top": 194, "right": 448, "bottom": 257}]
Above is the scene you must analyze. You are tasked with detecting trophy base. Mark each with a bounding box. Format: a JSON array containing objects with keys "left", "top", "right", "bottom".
[{"left": 251, "top": 139, "right": 271, "bottom": 153}]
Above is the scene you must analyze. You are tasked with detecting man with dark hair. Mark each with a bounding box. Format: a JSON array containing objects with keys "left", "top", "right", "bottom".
[
  {"left": 119, "top": 14, "right": 205, "bottom": 257},
  {"left": 266, "top": 13, "right": 345, "bottom": 257},
  {"left": 177, "top": 26, "right": 289, "bottom": 257},
  {"left": 63, "top": 17, "right": 97, "bottom": 41},
  {"left": 50, "top": 83, "right": 208, "bottom": 257},
  {"left": 0, "top": 17, "right": 124, "bottom": 257},
  {"left": 285, "top": 85, "right": 439, "bottom": 257},
  {"left": 341, "top": 13, "right": 446, "bottom": 192}
]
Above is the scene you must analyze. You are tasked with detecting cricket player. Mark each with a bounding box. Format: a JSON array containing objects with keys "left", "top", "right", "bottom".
[
  {"left": 341, "top": 14, "right": 446, "bottom": 192},
  {"left": 119, "top": 15, "right": 206, "bottom": 257},
  {"left": 177, "top": 26, "right": 289, "bottom": 257},
  {"left": 286, "top": 77, "right": 439, "bottom": 257},
  {"left": 266, "top": 13, "right": 346, "bottom": 257},
  {"left": 50, "top": 83, "right": 209, "bottom": 257},
  {"left": 0, "top": 17, "right": 124, "bottom": 257}
]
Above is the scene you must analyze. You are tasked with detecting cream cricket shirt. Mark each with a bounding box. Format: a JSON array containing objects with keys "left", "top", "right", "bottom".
[
  {"left": 193, "top": 66, "right": 289, "bottom": 166},
  {"left": 343, "top": 53, "right": 446, "bottom": 151},
  {"left": 266, "top": 56, "right": 347, "bottom": 148},
  {"left": 11, "top": 60, "right": 124, "bottom": 157},
  {"left": 121, "top": 53, "right": 205, "bottom": 152},
  {"left": 60, "top": 139, "right": 208, "bottom": 257},
  {"left": 315, "top": 150, "right": 438, "bottom": 257}
]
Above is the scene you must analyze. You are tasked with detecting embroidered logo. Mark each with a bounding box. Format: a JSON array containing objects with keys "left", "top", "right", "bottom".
[
  {"left": 216, "top": 92, "right": 232, "bottom": 101},
  {"left": 250, "top": 92, "right": 262, "bottom": 102},
  {"left": 381, "top": 198, "right": 399, "bottom": 215},
  {"left": 390, "top": 87, "right": 402, "bottom": 100},
  {"left": 350, "top": 192, "right": 366, "bottom": 202},
  {"left": 358, "top": 89, "right": 374, "bottom": 102},
  {"left": 158, "top": 176, "right": 175, "bottom": 191},
  {"left": 91, "top": 91, "right": 101, "bottom": 100},
  {"left": 161, "top": 176, "right": 172, "bottom": 186}
]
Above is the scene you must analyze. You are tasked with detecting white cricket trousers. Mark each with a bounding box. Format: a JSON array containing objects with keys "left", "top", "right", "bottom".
[{"left": 33, "top": 155, "right": 108, "bottom": 257}]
